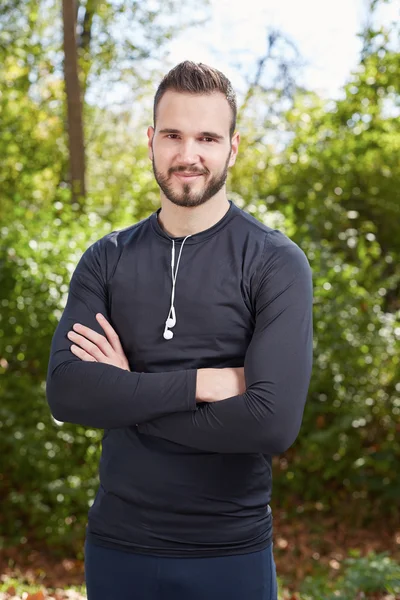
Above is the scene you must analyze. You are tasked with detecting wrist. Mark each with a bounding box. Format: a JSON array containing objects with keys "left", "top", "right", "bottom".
[{"left": 195, "top": 369, "right": 213, "bottom": 403}]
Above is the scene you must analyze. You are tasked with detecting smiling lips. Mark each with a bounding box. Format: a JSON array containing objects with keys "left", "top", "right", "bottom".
[{"left": 171, "top": 170, "right": 206, "bottom": 180}]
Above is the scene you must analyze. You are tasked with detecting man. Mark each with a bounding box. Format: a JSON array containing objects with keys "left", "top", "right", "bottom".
[{"left": 46, "top": 61, "right": 313, "bottom": 600}]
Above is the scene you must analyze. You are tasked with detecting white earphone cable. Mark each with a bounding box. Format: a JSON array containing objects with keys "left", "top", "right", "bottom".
[{"left": 164, "top": 235, "right": 192, "bottom": 339}]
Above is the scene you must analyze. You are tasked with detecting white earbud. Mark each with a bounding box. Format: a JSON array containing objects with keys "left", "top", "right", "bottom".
[
  {"left": 163, "top": 326, "right": 174, "bottom": 340},
  {"left": 164, "top": 306, "right": 176, "bottom": 339},
  {"left": 166, "top": 306, "right": 176, "bottom": 328}
]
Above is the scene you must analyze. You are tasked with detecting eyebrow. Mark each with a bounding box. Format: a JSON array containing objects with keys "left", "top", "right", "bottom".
[{"left": 158, "top": 128, "right": 224, "bottom": 140}]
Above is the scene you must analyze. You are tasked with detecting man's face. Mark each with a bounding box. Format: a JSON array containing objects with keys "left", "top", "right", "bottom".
[{"left": 147, "top": 91, "right": 239, "bottom": 208}]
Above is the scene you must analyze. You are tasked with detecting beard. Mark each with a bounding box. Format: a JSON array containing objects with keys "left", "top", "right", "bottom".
[{"left": 152, "top": 151, "right": 231, "bottom": 208}]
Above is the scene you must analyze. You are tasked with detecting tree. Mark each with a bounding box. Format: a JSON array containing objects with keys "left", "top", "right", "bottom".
[{"left": 62, "top": 0, "right": 86, "bottom": 204}]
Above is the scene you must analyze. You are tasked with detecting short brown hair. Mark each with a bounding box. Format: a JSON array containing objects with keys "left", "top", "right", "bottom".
[{"left": 153, "top": 61, "right": 237, "bottom": 138}]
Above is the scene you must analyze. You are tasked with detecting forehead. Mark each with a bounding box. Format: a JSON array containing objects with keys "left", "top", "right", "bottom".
[{"left": 155, "top": 91, "right": 231, "bottom": 136}]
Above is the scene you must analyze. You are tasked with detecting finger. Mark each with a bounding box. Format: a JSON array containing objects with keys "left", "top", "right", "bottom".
[
  {"left": 71, "top": 323, "right": 114, "bottom": 358},
  {"left": 70, "top": 344, "right": 97, "bottom": 362},
  {"left": 96, "top": 313, "right": 125, "bottom": 354},
  {"left": 68, "top": 331, "right": 108, "bottom": 362}
]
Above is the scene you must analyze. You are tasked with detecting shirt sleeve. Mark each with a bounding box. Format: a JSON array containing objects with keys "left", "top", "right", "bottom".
[
  {"left": 137, "top": 237, "right": 313, "bottom": 454},
  {"left": 46, "top": 237, "right": 197, "bottom": 428}
]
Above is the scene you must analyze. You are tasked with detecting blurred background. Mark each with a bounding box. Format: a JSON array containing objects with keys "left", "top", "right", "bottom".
[{"left": 0, "top": 0, "right": 399, "bottom": 598}]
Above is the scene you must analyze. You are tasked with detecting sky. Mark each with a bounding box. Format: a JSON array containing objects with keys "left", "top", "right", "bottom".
[{"left": 166, "top": 0, "right": 399, "bottom": 100}]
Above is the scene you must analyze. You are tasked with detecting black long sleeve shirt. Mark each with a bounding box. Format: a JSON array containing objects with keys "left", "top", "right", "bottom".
[{"left": 46, "top": 200, "right": 313, "bottom": 557}]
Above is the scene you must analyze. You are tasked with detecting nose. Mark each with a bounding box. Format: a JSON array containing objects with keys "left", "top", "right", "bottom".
[{"left": 176, "top": 139, "right": 200, "bottom": 165}]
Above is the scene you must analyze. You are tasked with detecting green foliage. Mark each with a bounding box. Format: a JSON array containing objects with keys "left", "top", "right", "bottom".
[
  {"left": 0, "top": 578, "right": 87, "bottom": 598},
  {"left": 0, "top": 200, "right": 111, "bottom": 552},
  {"left": 300, "top": 551, "right": 400, "bottom": 599}
]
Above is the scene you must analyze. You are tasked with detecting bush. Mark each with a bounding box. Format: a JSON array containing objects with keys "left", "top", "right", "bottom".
[{"left": 300, "top": 551, "right": 400, "bottom": 599}]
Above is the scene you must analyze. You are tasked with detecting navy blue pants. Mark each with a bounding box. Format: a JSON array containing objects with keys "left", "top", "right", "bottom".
[{"left": 84, "top": 538, "right": 278, "bottom": 600}]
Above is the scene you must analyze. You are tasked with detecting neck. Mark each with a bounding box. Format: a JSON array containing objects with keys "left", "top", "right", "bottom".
[{"left": 157, "top": 191, "right": 230, "bottom": 238}]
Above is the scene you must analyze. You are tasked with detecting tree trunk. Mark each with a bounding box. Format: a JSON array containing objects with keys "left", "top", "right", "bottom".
[
  {"left": 78, "top": 0, "right": 98, "bottom": 96},
  {"left": 62, "top": 0, "right": 86, "bottom": 204}
]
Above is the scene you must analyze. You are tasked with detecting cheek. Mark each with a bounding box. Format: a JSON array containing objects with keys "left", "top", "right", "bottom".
[
  {"left": 153, "top": 143, "right": 175, "bottom": 165},
  {"left": 209, "top": 154, "right": 229, "bottom": 172}
]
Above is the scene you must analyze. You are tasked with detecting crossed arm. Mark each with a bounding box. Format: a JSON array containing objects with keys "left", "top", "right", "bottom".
[
  {"left": 46, "top": 237, "right": 313, "bottom": 454},
  {"left": 64, "top": 313, "right": 245, "bottom": 405},
  {"left": 46, "top": 240, "right": 243, "bottom": 430}
]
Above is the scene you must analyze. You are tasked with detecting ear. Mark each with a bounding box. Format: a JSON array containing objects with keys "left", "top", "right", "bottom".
[
  {"left": 147, "top": 126, "right": 155, "bottom": 161},
  {"left": 228, "top": 131, "right": 240, "bottom": 167}
]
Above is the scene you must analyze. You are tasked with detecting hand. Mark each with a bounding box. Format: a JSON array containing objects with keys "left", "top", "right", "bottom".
[
  {"left": 67, "top": 313, "right": 130, "bottom": 371},
  {"left": 196, "top": 367, "right": 246, "bottom": 403}
]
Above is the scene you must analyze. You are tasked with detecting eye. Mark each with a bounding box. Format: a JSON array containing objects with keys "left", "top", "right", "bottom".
[
  {"left": 166, "top": 134, "right": 180, "bottom": 139},
  {"left": 200, "top": 137, "right": 215, "bottom": 143}
]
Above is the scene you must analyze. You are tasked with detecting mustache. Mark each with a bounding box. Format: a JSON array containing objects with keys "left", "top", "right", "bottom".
[{"left": 168, "top": 166, "right": 209, "bottom": 176}]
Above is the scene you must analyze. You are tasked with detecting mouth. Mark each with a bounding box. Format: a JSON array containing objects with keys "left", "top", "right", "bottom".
[{"left": 173, "top": 172, "right": 204, "bottom": 181}]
